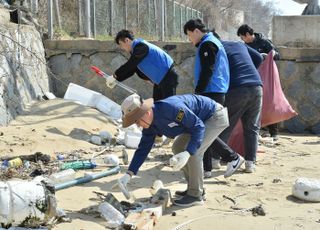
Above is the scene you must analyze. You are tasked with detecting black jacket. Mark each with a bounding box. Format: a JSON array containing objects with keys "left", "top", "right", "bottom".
[{"left": 246, "top": 33, "right": 280, "bottom": 60}]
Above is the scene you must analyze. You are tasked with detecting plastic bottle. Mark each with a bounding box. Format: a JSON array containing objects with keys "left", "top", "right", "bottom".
[
  {"left": 49, "top": 169, "right": 76, "bottom": 184},
  {"left": 8, "top": 157, "right": 23, "bottom": 168},
  {"left": 60, "top": 160, "right": 96, "bottom": 170},
  {"left": 98, "top": 202, "right": 125, "bottom": 228}
]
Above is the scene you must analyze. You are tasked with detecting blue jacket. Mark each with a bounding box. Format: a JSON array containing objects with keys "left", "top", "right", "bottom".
[
  {"left": 194, "top": 32, "right": 230, "bottom": 93},
  {"left": 222, "top": 41, "right": 263, "bottom": 89},
  {"left": 132, "top": 39, "right": 174, "bottom": 84},
  {"left": 128, "top": 94, "right": 217, "bottom": 174}
]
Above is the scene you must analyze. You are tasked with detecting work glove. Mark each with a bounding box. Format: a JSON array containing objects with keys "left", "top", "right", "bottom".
[
  {"left": 117, "top": 173, "right": 131, "bottom": 199},
  {"left": 169, "top": 151, "right": 190, "bottom": 171},
  {"left": 105, "top": 74, "right": 116, "bottom": 89}
]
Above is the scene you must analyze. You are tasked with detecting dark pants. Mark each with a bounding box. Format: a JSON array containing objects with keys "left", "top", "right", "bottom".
[
  {"left": 153, "top": 66, "right": 179, "bottom": 101},
  {"left": 267, "top": 123, "right": 279, "bottom": 136},
  {"left": 212, "top": 85, "right": 263, "bottom": 162},
  {"left": 201, "top": 93, "right": 238, "bottom": 172}
]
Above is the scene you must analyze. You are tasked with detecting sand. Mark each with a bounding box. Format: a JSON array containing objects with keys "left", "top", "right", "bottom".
[{"left": 0, "top": 99, "right": 319, "bottom": 230}]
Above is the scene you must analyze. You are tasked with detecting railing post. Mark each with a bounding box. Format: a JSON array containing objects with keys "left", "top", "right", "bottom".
[
  {"left": 92, "top": 0, "right": 96, "bottom": 38},
  {"left": 109, "top": 0, "right": 113, "bottom": 36},
  {"left": 160, "top": 0, "right": 165, "bottom": 41},
  {"left": 48, "top": 0, "right": 53, "bottom": 39},
  {"left": 84, "top": 0, "right": 91, "bottom": 38}
]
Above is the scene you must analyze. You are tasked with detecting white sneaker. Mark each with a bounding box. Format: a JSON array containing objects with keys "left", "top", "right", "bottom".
[
  {"left": 204, "top": 171, "right": 212, "bottom": 178},
  {"left": 245, "top": 161, "right": 255, "bottom": 173},
  {"left": 212, "top": 159, "right": 221, "bottom": 169},
  {"left": 224, "top": 155, "right": 244, "bottom": 178}
]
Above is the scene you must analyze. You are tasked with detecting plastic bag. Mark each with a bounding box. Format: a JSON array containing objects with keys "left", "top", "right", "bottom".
[{"left": 228, "top": 52, "right": 297, "bottom": 156}]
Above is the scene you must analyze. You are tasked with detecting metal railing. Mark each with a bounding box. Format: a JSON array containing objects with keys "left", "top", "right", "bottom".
[{"left": 46, "top": 0, "right": 203, "bottom": 41}]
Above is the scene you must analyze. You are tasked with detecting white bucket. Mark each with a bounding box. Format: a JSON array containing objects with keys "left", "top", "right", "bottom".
[
  {"left": 0, "top": 179, "right": 56, "bottom": 227},
  {"left": 95, "top": 95, "right": 122, "bottom": 120},
  {"left": 292, "top": 178, "right": 320, "bottom": 202},
  {"left": 64, "top": 83, "right": 102, "bottom": 107},
  {"left": 124, "top": 131, "right": 142, "bottom": 149}
]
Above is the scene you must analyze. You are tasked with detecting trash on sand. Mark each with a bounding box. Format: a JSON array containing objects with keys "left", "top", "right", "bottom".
[
  {"left": 98, "top": 202, "right": 125, "bottom": 228},
  {"left": 0, "top": 178, "right": 56, "bottom": 228},
  {"left": 60, "top": 160, "right": 96, "bottom": 170},
  {"left": 49, "top": 169, "right": 76, "bottom": 185},
  {"left": 54, "top": 166, "right": 120, "bottom": 191},
  {"left": 292, "top": 177, "right": 320, "bottom": 202}
]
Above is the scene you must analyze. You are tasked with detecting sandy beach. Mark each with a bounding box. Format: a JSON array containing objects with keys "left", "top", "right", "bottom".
[{"left": 0, "top": 99, "right": 319, "bottom": 230}]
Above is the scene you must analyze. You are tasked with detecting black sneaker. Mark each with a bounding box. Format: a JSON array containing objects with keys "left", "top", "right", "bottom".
[
  {"left": 175, "top": 189, "right": 206, "bottom": 199},
  {"left": 173, "top": 195, "right": 204, "bottom": 207}
]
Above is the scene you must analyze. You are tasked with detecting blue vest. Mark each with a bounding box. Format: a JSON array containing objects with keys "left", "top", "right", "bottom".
[
  {"left": 194, "top": 32, "right": 230, "bottom": 93},
  {"left": 132, "top": 39, "right": 174, "bottom": 85}
]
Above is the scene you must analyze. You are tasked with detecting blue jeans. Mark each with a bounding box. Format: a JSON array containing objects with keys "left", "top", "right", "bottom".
[{"left": 214, "top": 85, "right": 263, "bottom": 162}]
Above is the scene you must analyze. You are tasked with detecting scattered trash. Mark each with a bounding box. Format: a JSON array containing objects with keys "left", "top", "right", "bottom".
[
  {"left": 272, "top": 178, "right": 282, "bottom": 183},
  {"left": 124, "top": 131, "right": 142, "bottom": 149},
  {"left": 44, "top": 92, "right": 56, "bottom": 100},
  {"left": 90, "top": 135, "right": 102, "bottom": 145},
  {"left": 60, "top": 160, "right": 96, "bottom": 170},
  {"left": 251, "top": 205, "right": 266, "bottom": 216},
  {"left": 103, "top": 154, "right": 120, "bottom": 166},
  {"left": 292, "top": 178, "right": 320, "bottom": 202},
  {"left": 54, "top": 166, "right": 120, "bottom": 191},
  {"left": 171, "top": 211, "right": 177, "bottom": 216},
  {"left": 49, "top": 169, "right": 76, "bottom": 185},
  {"left": 98, "top": 202, "right": 125, "bottom": 228},
  {"left": 149, "top": 180, "right": 164, "bottom": 195},
  {"left": 99, "top": 131, "right": 112, "bottom": 143},
  {"left": 7, "top": 157, "right": 23, "bottom": 168},
  {"left": 0, "top": 178, "right": 57, "bottom": 228}
]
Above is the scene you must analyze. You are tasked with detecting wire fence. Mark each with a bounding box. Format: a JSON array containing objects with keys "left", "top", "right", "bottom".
[{"left": 42, "top": 0, "right": 203, "bottom": 41}]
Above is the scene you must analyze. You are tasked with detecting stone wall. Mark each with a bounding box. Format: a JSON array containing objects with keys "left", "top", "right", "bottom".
[
  {"left": 0, "top": 7, "right": 49, "bottom": 126},
  {"left": 273, "top": 16, "right": 320, "bottom": 134}
]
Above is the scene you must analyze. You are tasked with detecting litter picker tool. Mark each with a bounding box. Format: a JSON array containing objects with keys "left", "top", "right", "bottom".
[{"left": 91, "top": 66, "right": 137, "bottom": 94}]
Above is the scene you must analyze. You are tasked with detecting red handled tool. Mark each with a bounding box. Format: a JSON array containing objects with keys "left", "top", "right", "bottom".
[{"left": 91, "top": 66, "right": 137, "bottom": 94}]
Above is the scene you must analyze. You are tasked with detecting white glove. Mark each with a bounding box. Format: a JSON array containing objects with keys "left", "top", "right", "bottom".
[
  {"left": 169, "top": 151, "right": 190, "bottom": 171},
  {"left": 117, "top": 173, "right": 131, "bottom": 199},
  {"left": 105, "top": 74, "right": 116, "bottom": 89}
]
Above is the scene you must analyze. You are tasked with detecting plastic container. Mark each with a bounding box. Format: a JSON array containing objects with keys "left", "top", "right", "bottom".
[
  {"left": 63, "top": 83, "right": 102, "bottom": 107},
  {"left": 8, "top": 157, "right": 23, "bottom": 168},
  {"left": 0, "top": 179, "right": 56, "bottom": 227},
  {"left": 103, "top": 154, "right": 120, "bottom": 166},
  {"left": 60, "top": 160, "right": 96, "bottom": 170},
  {"left": 95, "top": 95, "right": 122, "bottom": 120},
  {"left": 49, "top": 169, "right": 76, "bottom": 184},
  {"left": 124, "top": 131, "right": 142, "bottom": 149},
  {"left": 98, "top": 202, "right": 125, "bottom": 228},
  {"left": 292, "top": 178, "right": 320, "bottom": 202}
]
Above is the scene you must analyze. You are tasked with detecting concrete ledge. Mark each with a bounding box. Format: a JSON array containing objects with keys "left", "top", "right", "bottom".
[
  {"left": 278, "top": 47, "right": 320, "bottom": 61},
  {"left": 273, "top": 16, "right": 320, "bottom": 48}
]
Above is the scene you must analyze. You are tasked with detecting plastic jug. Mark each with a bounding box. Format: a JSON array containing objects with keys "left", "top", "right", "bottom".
[{"left": 49, "top": 169, "right": 76, "bottom": 184}]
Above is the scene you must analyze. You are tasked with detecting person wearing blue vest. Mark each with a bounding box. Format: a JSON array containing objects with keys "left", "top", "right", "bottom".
[
  {"left": 116, "top": 94, "right": 229, "bottom": 207},
  {"left": 183, "top": 19, "right": 244, "bottom": 178},
  {"left": 107, "top": 30, "right": 178, "bottom": 101}
]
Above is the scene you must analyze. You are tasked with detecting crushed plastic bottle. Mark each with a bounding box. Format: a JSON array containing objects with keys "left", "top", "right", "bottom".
[
  {"left": 98, "top": 202, "right": 125, "bottom": 228},
  {"left": 49, "top": 169, "right": 76, "bottom": 184}
]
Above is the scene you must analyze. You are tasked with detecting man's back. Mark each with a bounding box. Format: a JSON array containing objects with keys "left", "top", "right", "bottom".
[{"left": 222, "top": 41, "right": 263, "bottom": 89}]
